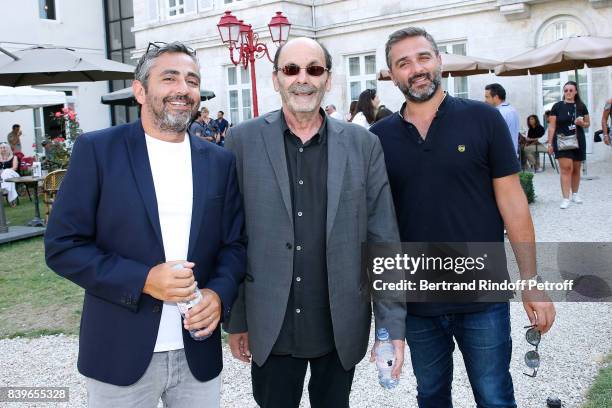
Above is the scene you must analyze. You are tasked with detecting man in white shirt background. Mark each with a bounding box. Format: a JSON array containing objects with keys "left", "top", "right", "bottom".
[
  {"left": 325, "top": 104, "right": 343, "bottom": 120},
  {"left": 485, "top": 83, "right": 521, "bottom": 158}
]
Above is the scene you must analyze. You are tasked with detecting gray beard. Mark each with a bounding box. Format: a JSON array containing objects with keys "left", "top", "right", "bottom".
[
  {"left": 148, "top": 96, "right": 196, "bottom": 133},
  {"left": 280, "top": 83, "right": 325, "bottom": 114},
  {"left": 153, "top": 108, "right": 192, "bottom": 133},
  {"left": 399, "top": 68, "right": 442, "bottom": 103}
]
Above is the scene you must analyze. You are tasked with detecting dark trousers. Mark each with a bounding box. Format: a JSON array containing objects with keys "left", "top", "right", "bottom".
[{"left": 251, "top": 349, "right": 355, "bottom": 408}]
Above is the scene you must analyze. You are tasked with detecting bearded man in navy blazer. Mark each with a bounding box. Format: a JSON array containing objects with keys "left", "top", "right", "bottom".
[{"left": 44, "top": 42, "right": 246, "bottom": 407}]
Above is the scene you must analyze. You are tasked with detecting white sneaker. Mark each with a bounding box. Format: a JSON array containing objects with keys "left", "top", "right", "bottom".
[
  {"left": 560, "top": 199, "right": 570, "bottom": 209},
  {"left": 572, "top": 193, "right": 583, "bottom": 204}
]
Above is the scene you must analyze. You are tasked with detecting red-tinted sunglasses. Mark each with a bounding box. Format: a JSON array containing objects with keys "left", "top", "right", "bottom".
[{"left": 277, "top": 64, "right": 329, "bottom": 77}]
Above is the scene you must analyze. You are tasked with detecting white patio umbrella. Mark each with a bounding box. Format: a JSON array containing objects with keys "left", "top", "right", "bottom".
[
  {"left": 0, "top": 46, "right": 134, "bottom": 86},
  {"left": 0, "top": 85, "right": 66, "bottom": 112},
  {"left": 494, "top": 35, "right": 612, "bottom": 77}
]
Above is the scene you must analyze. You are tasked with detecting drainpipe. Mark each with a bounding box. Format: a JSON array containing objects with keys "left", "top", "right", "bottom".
[{"left": 311, "top": 1, "right": 316, "bottom": 35}]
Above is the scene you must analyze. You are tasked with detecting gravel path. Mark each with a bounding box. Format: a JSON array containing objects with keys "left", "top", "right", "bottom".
[{"left": 2, "top": 145, "right": 611, "bottom": 408}]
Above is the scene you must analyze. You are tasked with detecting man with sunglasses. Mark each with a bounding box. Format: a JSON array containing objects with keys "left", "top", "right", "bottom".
[
  {"left": 45, "top": 42, "right": 246, "bottom": 407},
  {"left": 224, "top": 37, "right": 405, "bottom": 408},
  {"left": 369, "top": 27, "right": 556, "bottom": 407}
]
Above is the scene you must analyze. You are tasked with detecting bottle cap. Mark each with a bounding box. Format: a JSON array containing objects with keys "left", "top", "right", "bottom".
[{"left": 376, "top": 328, "right": 389, "bottom": 341}]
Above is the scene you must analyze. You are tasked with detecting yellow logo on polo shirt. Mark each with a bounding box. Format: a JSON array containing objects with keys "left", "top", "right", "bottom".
[{"left": 458, "top": 145, "right": 466, "bottom": 152}]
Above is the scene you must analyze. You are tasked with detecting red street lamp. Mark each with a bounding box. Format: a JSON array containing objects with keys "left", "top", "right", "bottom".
[
  {"left": 217, "top": 10, "right": 291, "bottom": 117},
  {"left": 268, "top": 11, "right": 291, "bottom": 45}
]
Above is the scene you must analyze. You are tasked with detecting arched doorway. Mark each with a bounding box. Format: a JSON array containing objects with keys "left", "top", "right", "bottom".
[{"left": 537, "top": 17, "right": 591, "bottom": 117}]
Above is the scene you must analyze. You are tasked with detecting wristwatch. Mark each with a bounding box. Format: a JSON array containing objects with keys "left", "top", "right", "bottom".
[{"left": 527, "top": 274, "right": 543, "bottom": 284}]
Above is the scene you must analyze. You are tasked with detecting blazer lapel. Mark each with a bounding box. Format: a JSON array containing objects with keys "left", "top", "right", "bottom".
[
  {"left": 187, "top": 135, "right": 209, "bottom": 259},
  {"left": 261, "top": 111, "right": 293, "bottom": 226},
  {"left": 326, "top": 120, "right": 347, "bottom": 241},
  {"left": 125, "top": 120, "right": 164, "bottom": 249}
]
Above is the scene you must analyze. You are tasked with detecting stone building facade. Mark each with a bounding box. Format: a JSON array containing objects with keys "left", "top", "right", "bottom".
[{"left": 132, "top": 0, "right": 611, "bottom": 143}]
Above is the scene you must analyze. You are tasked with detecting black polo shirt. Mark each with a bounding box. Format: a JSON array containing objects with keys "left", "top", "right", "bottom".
[
  {"left": 271, "top": 108, "right": 334, "bottom": 358},
  {"left": 369, "top": 95, "right": 520, "bottom": 316}
]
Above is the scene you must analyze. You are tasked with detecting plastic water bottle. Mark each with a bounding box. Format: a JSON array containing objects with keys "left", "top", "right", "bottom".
[
  {"left": 32, "top": 162, "right": 42, "bottom": 178},
  {"left": 375, "top": 328, "right": 398, "bottom": 389},
  {"left": 173, "top": 263, "right": 210, "bottom": 341}
]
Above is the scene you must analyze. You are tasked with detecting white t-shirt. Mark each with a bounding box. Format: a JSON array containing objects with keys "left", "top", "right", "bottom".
[
  {"left": 351, "top": 111, "right": 370, "bottom": 128},
  {"left": 145, "top": 133, "right": 193, "bottom": 352}
]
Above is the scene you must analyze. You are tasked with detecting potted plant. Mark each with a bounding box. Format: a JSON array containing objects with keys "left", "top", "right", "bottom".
[
  {"left": 519, "top": 171, "right": 535, "bottom": 204},
  {"left": 42, "top": 107, "right": 83, "bottom": 171}
]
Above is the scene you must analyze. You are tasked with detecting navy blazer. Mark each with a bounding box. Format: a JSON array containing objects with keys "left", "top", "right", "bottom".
[{"left": 44, "top": 120, "right": 246, "bottom": 386}]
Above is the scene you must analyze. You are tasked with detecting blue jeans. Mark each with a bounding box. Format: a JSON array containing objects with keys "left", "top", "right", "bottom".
[{"left": 405, "top": 303, "right": 516, "bottom": 408}]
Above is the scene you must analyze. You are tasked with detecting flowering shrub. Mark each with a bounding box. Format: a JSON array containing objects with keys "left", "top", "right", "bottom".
[{"left": 43, "top": 107, "right": 83, "bottom": 170}]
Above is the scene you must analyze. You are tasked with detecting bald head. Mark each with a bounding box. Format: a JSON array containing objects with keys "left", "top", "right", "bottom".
[{"left": 273, "top": 37, "right": 332, "bottom": 72}]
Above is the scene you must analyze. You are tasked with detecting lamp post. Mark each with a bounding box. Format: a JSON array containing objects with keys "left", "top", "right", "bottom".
[{"left": 217, "top": 11, "right": 291, "bottom": 117}]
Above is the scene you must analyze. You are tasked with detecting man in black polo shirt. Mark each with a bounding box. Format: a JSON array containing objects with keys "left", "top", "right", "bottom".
[{"left": 370, "top": 27, "right": 556, "bottom": 408}]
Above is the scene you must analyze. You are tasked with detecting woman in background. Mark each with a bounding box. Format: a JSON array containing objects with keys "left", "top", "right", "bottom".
[
  {"left": 547, "top": 81, "right": 590, "bottom": 209},
  {"left": 352, "top": 88, "right": 380, "bottom": 128},
  {"left": 346, "top": 100, "right": 358, "bottom": 122},
  {"left": 522, "top": 114, "right": 545, "bottom": 171},
  {"left": 0, "top": 142, "right": 19, "bottom": 207}
]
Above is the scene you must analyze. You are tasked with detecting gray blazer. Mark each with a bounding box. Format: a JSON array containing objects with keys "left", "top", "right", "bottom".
[{"left": 224, "top": 110, "right": 405, "bottom": 370}]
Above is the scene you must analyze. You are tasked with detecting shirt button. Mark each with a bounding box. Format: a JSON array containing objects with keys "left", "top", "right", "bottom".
[
  {"left": 298, "top": 180, "right": 304, "bottom": 185},
  {"left": 296, "top": 277, "right": 302, "bottom": 282},
  {"left": 299, "top": 148, "right": 304, "bottom": 152},
  {"left": 297, "top": 211, "right": 303, "bottom": 217},
  {"left": 296, "top": 308, "right": 301, "bottom": 314},
  {"left": 296, "top": 245, "right": 302, "bottom": 251}
]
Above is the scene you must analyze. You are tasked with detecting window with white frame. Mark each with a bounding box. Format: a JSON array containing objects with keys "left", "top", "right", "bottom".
[
  {"left": 346, "top": 54, "right": 377, "bottom": 102},
  {"left": 439, "top": 42, "right": 468, "bottom": 99},
  {"left": 227, "top": 66, "right": 252, "bottom": 125},
  {"left": 168, "top": 0, "right": 185, "bottom": 16},
  {"left": 538, "top": 18, "right": 588, "bottom": 113}
]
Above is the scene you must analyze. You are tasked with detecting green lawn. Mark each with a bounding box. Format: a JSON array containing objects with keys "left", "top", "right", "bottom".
[
  {"left": 0, "top": 197, "right": 83, "bottom": 338},
  {"left": 582, "top": 354, "right": 612, "bottom": 408},
  {"left": 3, "top": 194, "right": 40, "bottom": 227}
]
